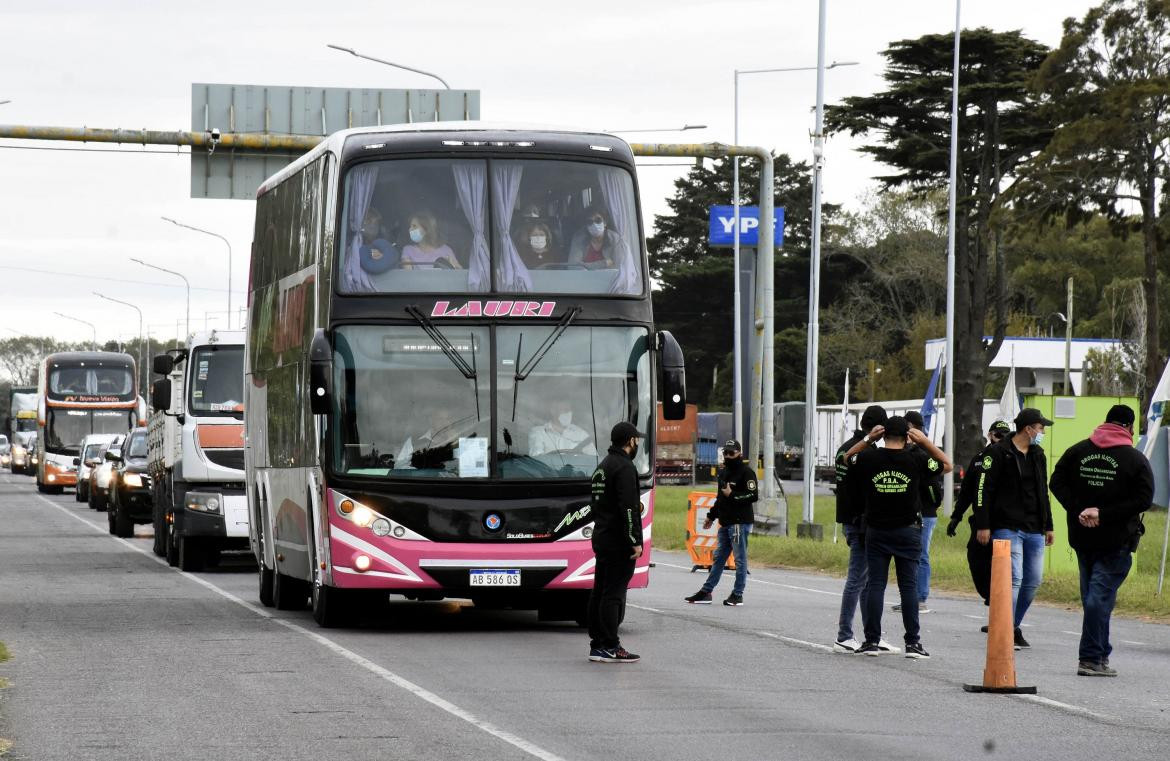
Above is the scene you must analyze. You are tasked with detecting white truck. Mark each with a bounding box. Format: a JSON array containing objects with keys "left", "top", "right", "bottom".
[{"left": 148, "top": 330, "right": 249, "bottom": 571}]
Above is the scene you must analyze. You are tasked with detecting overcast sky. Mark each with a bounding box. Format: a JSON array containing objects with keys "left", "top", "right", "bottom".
[{"left": 0, "top": 0, "right": 1095, "bottom": 346}]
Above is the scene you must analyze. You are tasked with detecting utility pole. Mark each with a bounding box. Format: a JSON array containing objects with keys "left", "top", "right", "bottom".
[{"left": 1065, "top": 277, "right": 1074, "bottom": 394}]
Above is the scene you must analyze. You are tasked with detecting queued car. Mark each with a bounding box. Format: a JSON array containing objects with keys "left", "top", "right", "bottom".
[
  {"left": 0, "top": 434, "right": 11, "bottom": 469},
  {"left": 25, "top": 433, "right": 39, "bottom": 476},
  {"left": 88, "top": 436, "right": 123, "bottom": 511},
  {"left": 9, "top": 439, "right": 29, "bottom": 473},
  {"left": 74, "top": 434, "right": 121, "bottom": 503},
  {"left": 107, "top": 429, "right": 152, "bottom": 538}
]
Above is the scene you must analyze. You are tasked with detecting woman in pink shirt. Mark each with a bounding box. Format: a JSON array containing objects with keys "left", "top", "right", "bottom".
[{"left": 401, "top": 212, "right": 461, "bottom": 269}]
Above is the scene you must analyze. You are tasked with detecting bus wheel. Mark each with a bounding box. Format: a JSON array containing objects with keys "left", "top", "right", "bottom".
[
  {"left": 258, "top": 561, "right": 275, "bottom": 607},
  {"left": 179, "top": 536, "right": 205, "bottom": 572},
  {"left": 273, "top": 570, "right": 307, "bottom": 611},
  {"left": 311, "top": 583, "right": 351, "bottom": 628},
  {"left": 165, "top": 523, "right": 180, "bottom": 567}
]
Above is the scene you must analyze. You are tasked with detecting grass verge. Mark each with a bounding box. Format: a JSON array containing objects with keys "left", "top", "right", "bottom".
[
  {"left": 654, "top": 485, "right": 1170, "bottom": 621},
  {"left": 0, "top": 640, "right": 9, "bottom": 757}
]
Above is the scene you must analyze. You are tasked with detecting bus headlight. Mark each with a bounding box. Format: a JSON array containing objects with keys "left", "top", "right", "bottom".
[
  {"left": 186, "top": 492, "right": 222, "bottom": 513},
  {"left": 371, "top": 518, "right": 391, "bottom": 536},
  {"left": 351, "top": 505, "right": 374, "bottom": 527}
]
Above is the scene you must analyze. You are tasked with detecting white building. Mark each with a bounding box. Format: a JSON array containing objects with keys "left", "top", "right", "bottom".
[{"left": 924, "top": 336, "right": 1124, "bottom": 396}]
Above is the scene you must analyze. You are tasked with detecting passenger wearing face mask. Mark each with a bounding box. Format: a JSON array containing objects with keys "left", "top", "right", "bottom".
[
  {"left": 685, "top": 440, "right": 758, "bottom": 607},
  {"left": 528, "top": 400, "right": 596, "bottom": 457},
  {"left": 517, "top": 221, "right": 560, "bottom": 269},
  {"left": 972, "top": 407, "right": 1055, "bottom": 649},
  {"left": 401, "top": 211, "right": 461, "bottom": 270},
  {"left": 567, "top": 207, "right": 620, "bottom": 270}
]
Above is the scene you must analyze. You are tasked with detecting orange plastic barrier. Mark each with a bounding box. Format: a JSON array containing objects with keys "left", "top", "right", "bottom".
[
  {"left": 684, "top": 491, "right": 736, "bottom": 573},
  {"left": 963, "top": 539, "right": 1036, "bottom": 694}
]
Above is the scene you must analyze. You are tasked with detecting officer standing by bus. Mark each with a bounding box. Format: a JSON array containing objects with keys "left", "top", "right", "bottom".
[
  {"left": 586, "top": 421, "right": 644, "bottom": 664},
  {"left": 685, "top": 439, "right": 758, "bottom": 606}
]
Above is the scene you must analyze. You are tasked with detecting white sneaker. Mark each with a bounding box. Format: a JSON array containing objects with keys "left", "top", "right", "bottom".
[
  {"left": 877, "top": 639, "right": 902, "bottom": 654},
  {"left": 833, "top": 638, "right": 861, "bottom": 653},
  {"left": 919, "top": 606, "right": 932, "bottom": 614}
]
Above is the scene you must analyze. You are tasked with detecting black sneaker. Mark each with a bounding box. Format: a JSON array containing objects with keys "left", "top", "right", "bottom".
[
  {"left": 588, "top": 648, "right": 607, "bottom": 662},
  {"left": 905, "top": 642, "right": 930, "bottom": 659},
  {"left": 723, "top": 594, "right": 744, "bottom": 606},
  {"left": 1014, "top": 628, "right": 1031, "bottom": 650},
  {"left": 685, "top": 590, "right": 712, "bottom": 604},
  {"left": 1077, "top": 660, "right": 1117, "bottom": 677},
  {"left": 596, "top": 647, "right": 640, "bottom": 663},
  {"left": 856, "top": 641, "right": 881, "bottom": 656},
  {"left": 980, "top": 625, "right": 989, "bottom": 633}
]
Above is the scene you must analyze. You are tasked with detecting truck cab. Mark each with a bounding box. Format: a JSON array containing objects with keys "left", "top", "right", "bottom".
[{"left": 149, "top": 330, "right": 248, "bottom": 570}]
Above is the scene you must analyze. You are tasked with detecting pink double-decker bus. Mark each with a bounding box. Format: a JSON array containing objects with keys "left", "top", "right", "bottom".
[{"left": 245, "top": 123, "right": 686, "bottom": 627}]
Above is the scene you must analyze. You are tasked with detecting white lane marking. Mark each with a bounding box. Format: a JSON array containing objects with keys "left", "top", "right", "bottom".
[
  {"left": 30, "top": 492, "right": 568, "bottom": 761},
  {"left": 1120, "top": 640, "right": 1148, "bottom": 646},
  {"left": 757, "top": 630, "right": 835, "bottom": 653},
  {"left": 1060, "top": 631, "right": 1081, "bottom": 637},
  {"left": 964, "top": 614, "right": 984, "bottom": 621},
  {"left": 628, "top": 603, "right": 663, "bottom": 614},
  {"left": 1015, "top": 694, "right": 1113, "bottom": 722},
  {"left": 654, "top": 560, "right": 839, "bottom": 597}
]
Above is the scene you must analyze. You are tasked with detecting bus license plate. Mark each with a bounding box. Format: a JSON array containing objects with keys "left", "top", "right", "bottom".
[{"left": 469, "top": 569, "right": 521, "bottom": 587}]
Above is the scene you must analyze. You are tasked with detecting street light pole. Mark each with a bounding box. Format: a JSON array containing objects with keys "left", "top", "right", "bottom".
[
  {"left": 800, "top": 0, "right": 831, "bottom": 534},
  {"left": 943, "top": 0, "right": 962, "bottom": 515},
  {"left": 131, "top": 258, "right": 190, "bottom": 339},
  {"left": 162, "top": 216, "right": 231, "bottom": 329},
  {"left": 734, "top": 58, "right": 859, "bottom": 454},
  {"left": 94, "top": 292, "right": 144, "bottom": 395},
  {"left": 54, "top": 312, "right": 96, "bottom": 350},
  {"left": 327, "top": 44, "right": 451, "bottom": 89}
]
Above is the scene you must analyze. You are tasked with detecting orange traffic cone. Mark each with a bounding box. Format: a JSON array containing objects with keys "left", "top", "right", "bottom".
[{"left": 963, "top": 538, "right": 1037, "bottom": 694}]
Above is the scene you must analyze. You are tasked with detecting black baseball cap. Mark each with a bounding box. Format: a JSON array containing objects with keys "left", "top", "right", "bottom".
[
  {"left": 1015, "top": 408, "right": 1054, "bottom": 429},
  {"left": 883, "top": 416, "right": 910, "bottom": 438},
  {"left": 722, "top": 439, "right": 742, "bottom": 453},
  {"left": 610, "top": 421, "right": 644, "bottom": 443},
  {"left": 1105, "top": 404, "right": 1136, "bottom": 427},
  {"left": 989, "top": 420, "right": 1012, "bottom": 436},
  {"left": 905, "top": 410, "right": 925, "bottom": 430}
]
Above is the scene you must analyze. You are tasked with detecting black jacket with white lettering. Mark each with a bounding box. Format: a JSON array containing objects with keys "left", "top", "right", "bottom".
[
  {"left": 590, "top": 446, "right": 643, "bottom": 554},
  {"left": 1050, "top": 436, "right": 1153, "bottom": 552},
  {"left": 835, "top": 431, "right": 870, "bottom": 525},
  {"left": 972, "top": 439, "right": 1053, "bottom": 533},
  {"left": 706, "top": 457, "right": 758, "bottom": 526}
]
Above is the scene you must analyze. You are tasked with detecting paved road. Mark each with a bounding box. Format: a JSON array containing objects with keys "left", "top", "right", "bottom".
[{"left": 2, "top": 472, "right": 1169, "bottom": 760}]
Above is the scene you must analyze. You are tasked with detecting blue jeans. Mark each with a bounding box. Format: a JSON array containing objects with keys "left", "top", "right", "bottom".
[
  {"left": 991, "top": 529, "right": 1046, "bottom": 627},
  {"left": 836, "top": 523, "right": 868, "bottom": 641},
  {"left": 1077, "top": 546, "right": 1132, "bottom": 663},
  {"left": 701, "top": 523, "right": 750, "bottom": 596},
  {"left": 863, "top": 524, "right": 922, "bottom": 645},
  {"left": 917, "top": 516, "right": 937, "bottom": 603}
]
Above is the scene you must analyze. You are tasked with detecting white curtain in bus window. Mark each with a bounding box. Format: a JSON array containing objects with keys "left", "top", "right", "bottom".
[
  {"left": 491, "top": 163, "right": 533, "bottom": 292},
  {"left": 343, "top": 164, "right": 378, "bottom": 293},
  {"left": 452, "top": 162, "right": 491, "bottom": 291},
  {"left": 598, "top": 168, "right": 639, "bottom": 294}
]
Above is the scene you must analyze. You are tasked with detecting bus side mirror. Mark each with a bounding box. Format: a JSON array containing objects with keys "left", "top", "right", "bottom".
[
  {"left": 658, "top": 330, "right": 686, "bottom": 420},
  {"left": 153, "top": 354, "right": 174, "bottom": 375},
  {"left": 309, "top": 329, "right": 332, "bottom": 415},
  {"left": 151, "top": 379, "right": 171, "bottom": 412}
]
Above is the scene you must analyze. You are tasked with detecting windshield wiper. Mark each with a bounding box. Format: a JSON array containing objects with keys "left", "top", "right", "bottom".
[
  {"left": 510, "top": 306, "right": 582, "bottom": 421},
  {"left": 406, "top": 305, "right": 481, "bottom": 421}
]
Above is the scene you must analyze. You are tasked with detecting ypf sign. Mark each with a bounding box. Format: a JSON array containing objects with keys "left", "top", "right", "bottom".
[{"left": 707, "top": 205, "right": 785, "bottom": 248}]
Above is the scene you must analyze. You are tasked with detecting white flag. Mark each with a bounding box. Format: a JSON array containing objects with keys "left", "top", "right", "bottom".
[
  {"left": 999, "top": 353, "right": 1020, "bottom": 423},
  {"left": 840, "top": 368, "right": 851, "bottom": 446},
  {"left": 1142, "top": 358, "right": 1170, "bottom": 458}
]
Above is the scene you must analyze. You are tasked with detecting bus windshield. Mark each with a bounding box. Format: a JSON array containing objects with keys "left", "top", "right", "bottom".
[
  {"left": 330, "top": 324, "right": 650, "bottom": 480},
  {"left": 336, "top": 158, "right": 643, "bottom": 296},
  {"left": 188, "top": 346, "right": 244, "bottom": 416},
  {"left": 45, "top": 410, "right": 133, "bottom": 455},
  {"left": 48, "top": 364, "right": 134, "bottom": 400}
]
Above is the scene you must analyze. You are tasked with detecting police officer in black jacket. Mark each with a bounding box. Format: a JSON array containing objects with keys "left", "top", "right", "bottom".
[
  {"left": 947, "top": 420, "right": 1012, "bottom": 604},
  {"left": 586, "top": 421, "right": 644, "bottom": 664},
  {"left": 972, "top": 408, "right": 1055, "bottom": 649},
  {"left": 832, "top": 404, "right": 887, "bottom": 652},
  {"left": 685, "top": 439, "right": 758, "bottom": 607},
  {"left": 1050, "top": 405, "right": 1153, "bottom": 677}
]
